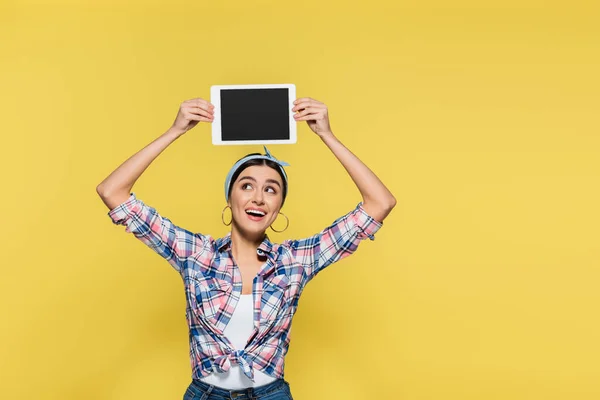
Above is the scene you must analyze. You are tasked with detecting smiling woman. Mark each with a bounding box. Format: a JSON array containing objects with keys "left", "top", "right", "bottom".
[
  {"left": 224, "top": 150, "right": 290, "bottom": 243},
  {"left": 96, "top": 96, "right": 396, "bottom": 400}
]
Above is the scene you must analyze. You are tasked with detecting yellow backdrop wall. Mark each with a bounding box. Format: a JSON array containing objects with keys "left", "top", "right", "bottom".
[{"left": 1, "top": 0, "right": 599, "bottom": 399}]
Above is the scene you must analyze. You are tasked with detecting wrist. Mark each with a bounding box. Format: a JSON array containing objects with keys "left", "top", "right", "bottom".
[
  {"left": 165, "top": 126, "right": 186, "bottom": 138},
  {"left": 318, "top": 130, "right": 336, "bottom": 141}
]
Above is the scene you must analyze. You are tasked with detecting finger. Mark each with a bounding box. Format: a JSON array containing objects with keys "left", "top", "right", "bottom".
[
  {"left": 293, "top": 97, "right": 323, "bottom": 106},
  {"left": 187, "top": 107, "right": 214, "bottom": 119},
  {"left": 196, "top": 99, "right": 214, "bottom": 109},
  {"left": 187, "top": 114, "right": 213, "bottom": 122},
  {"left": 198, "top": 104, "right": 215, "bottom": 114},
  {"left": 294, "top": 114, "right": 324, "bottom": 121},
  {"left": 293, "top": 97, "right": 314, "bottom": 104},
  {"left": 187, "top": 105, "right": 214, "bottom": 117},
  {"left": 184, "top": 98, "right": 213, "bottom": 109},
  {"left": 292, "top": 101, "right": 325, "bottom": 112},
  {"left": 186, "top": 108, "right": 213, "bottom": 119},
  {"left": 293, "top": 107, "right": 323, "bottom": 118}
]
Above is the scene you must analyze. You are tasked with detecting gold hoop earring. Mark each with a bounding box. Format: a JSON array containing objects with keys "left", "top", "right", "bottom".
[
  {"left": 270, "top": 211, "right": 289, "bottom": 233},
  {"left": 221, "top": 205, "right": 232, "bottom": 226}
]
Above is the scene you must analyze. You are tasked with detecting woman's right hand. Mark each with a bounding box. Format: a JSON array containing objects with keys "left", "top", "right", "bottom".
[{"left": 170, "top": 98, "right": 214, "bottom": 134}]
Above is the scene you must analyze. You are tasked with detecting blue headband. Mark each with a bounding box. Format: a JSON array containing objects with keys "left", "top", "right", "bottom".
[{"left": 224, "top": 146, "right": 290, "bottom": 202}]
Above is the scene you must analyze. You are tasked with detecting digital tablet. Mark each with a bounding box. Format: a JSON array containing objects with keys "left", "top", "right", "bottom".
[{"left": 210, "top": 84, "right": 297, "bottom": 145}]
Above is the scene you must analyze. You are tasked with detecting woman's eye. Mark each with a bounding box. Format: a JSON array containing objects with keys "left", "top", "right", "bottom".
[
  {"left": 242, "top": 183, "right": 252, "bottom": 190},
  {"left": 266, "top": 186, "right": 276, "bottom": 194}
]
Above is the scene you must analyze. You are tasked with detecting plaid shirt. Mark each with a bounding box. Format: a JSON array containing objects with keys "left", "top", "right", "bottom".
[{"left": 107, "top": 193, "right": 383, "bottom": 382}]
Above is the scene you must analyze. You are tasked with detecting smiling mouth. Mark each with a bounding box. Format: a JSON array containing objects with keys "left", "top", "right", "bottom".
[{"left": 245, "top": 209, "right": 266, "bottom": 221}]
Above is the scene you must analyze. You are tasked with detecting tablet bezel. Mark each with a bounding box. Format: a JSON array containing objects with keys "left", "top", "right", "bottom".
[{"left": 210, "top": 84, "right": 297, "bottom": 145}]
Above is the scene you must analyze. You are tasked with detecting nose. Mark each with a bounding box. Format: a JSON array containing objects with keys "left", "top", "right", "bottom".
[{"left": 252, "top": 189, "right": 265, "bottom": 205}]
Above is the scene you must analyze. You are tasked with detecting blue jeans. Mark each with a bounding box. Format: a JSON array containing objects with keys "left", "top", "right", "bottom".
[{"left": 183, "top": 378, "right": 294, "bottom": 400}]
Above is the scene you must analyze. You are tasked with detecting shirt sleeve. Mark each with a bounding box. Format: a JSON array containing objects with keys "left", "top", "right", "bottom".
[
  {"left": 107, "top": 192, "right": 205, "bottom": 273},
  {"left": 286, "top": 202, "right": 383, "bottom": 285}
]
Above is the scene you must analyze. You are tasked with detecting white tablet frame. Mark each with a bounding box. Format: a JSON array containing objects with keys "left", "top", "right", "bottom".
[{"left": 210, "top": 84, "right": 297, "bottom": 145}]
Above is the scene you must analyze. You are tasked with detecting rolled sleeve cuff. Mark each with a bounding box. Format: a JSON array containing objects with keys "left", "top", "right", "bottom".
[
  {"left": 354, "top": 202, "right": 384, "bottom": 240},
  {"left": 107, "top": 192, "right": 139, "bottom": 226}
]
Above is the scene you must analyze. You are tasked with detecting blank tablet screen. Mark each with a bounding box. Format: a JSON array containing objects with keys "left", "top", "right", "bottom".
[{"left": 220, "top": 88, "right": 290, "bottom": 141}]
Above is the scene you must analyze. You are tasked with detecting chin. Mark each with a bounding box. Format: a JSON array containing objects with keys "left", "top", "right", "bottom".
[
  {"left": 235, "top": 221, "right": 268, "bottom": 237},
  {"left": 234, "top": 211, "right": 271, "bottom": 233},
  {"left": 243, "top": 222, "right": 264, "bottom": 231}
]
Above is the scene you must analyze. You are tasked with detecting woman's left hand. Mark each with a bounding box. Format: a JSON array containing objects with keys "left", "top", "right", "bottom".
[{"left": 292, "top": 97, "right": 333, "bottom": 137}]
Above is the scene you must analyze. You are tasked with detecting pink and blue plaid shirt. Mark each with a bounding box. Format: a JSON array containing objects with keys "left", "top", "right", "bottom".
[{"left": 108, "top": 193, "right": 383, "bottom": 382}]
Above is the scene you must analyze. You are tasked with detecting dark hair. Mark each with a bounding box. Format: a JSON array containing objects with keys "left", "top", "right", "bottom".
[{"left": 228, "top": 153, "right": 288, "bottom": 206}]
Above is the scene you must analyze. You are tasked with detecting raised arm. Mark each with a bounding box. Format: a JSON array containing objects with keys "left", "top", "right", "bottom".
[
  {"left": 96, "top": 98, "right": 214, "bottom": 208},
  {"left": 292, "top": 97, "right": 396, "bottom": 222}
]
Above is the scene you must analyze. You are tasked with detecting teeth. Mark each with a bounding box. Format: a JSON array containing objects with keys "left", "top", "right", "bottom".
[{"left": 246, "top": 209, "right": 266, "bottom": 216}]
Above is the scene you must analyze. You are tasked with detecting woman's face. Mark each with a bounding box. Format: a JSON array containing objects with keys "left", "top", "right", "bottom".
[{"left": 229, "top": 165, "right": 284, "bottom": 237}]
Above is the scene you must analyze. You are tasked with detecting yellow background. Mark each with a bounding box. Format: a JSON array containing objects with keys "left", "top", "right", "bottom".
[{"left": 1, "top": 0, "right": 599, "bottom": 399}]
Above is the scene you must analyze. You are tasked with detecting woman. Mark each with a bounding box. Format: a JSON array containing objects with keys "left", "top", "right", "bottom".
[{"left": 96, "top": 96, "right": 396, "bottom": 400}]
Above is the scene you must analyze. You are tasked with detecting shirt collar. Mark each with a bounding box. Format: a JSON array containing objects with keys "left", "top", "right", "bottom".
[{"left": 216, "top": 232, "right": 276, "bottom": 259}]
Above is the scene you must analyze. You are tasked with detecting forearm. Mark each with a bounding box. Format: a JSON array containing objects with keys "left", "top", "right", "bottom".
[
  {"left": 320, "top": 132, "right": 396, "bottom": 221},
  {"left": 96, "top": 127, "right": 184, "bottom": 209}
]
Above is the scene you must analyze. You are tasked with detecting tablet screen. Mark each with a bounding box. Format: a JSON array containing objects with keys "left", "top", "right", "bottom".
[{"left": 220, "top": 88, "right": 290, "bottom": 142}]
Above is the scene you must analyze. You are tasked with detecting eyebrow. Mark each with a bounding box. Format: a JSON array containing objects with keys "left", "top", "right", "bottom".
[{"left": 239, "top": 176, "right": 282, "bottom": 188}]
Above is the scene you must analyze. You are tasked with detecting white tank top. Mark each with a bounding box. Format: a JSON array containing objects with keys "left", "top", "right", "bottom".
[{"left": 198, "top": 294, "right": 278, "bottom": 389}]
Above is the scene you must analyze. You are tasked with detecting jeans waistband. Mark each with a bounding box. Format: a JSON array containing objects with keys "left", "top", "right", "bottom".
[{"left": 190, "top": 377, "right": 288, "bottom": 399}]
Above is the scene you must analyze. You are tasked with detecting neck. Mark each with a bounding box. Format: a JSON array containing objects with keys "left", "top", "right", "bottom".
[{"left": 230, "top": 224, "right": 265, "bottom": 259}]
